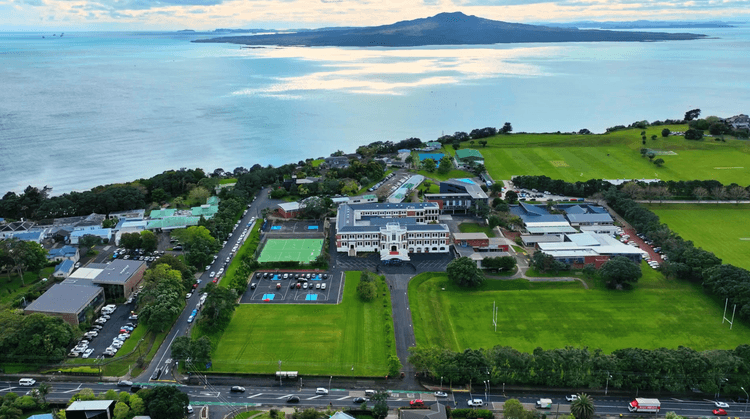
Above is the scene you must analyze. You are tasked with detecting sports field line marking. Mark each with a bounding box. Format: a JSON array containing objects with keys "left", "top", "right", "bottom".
[
  {"left": 714, "top": 167, "right": 744, "bottom": 169},
  {"left": 740, "top": 238, "right": 750, "bottom": 241}
]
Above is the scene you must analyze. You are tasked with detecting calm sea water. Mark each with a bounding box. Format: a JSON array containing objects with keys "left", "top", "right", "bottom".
[{"left": 1, "top": 27, "right": 749, "bottom": 194}]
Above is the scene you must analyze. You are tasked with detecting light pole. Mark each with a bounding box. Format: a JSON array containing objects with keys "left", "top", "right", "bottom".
[
  {"left": 440, "top": 376, "right": 443, "bottom": 390},
  {"left": 605, "top": 372, "right": 612, "bottom": 396},
  {"left": 328, "top": 376, "right": 332, "bottom": 394},
  {"left": 741, "top": 387, "right": 748, "bottom": 419},
  {"left": 483, "top": 380, "right": 488, "bottom": 405}
]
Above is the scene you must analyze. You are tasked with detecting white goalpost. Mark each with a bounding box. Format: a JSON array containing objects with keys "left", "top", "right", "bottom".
[
  {"left": 492, "top": 301, "right": 498, "bottom": 332},
  {"left": 722, "top": 298, "right": 736, "bottom": 330}
]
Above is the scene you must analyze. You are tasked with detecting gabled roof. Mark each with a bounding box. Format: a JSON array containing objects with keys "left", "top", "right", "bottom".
[
  {"left": 48, "top": 245, "right": 78, "bottom": 258},
  {"left": 55, "top": 259, "right": 75, "bottom": 273},
  {"left": 455, "top": 148, "right": 483, "bottom": 159},
  {"left": 9, "top": 231, "right": 44, "bottom": 241},
  {"left": 0, "top": 221, "right": 34, "bottom": 232}
]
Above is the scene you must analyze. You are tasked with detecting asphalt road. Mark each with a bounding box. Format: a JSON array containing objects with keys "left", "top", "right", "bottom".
[{"left": 2, "top": 380, "right": 746, "bottom": 419}]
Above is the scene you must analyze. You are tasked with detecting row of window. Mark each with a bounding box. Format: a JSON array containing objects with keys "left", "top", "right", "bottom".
[{"left": 339, "top": 232, "right": 447, "bottom": 240}]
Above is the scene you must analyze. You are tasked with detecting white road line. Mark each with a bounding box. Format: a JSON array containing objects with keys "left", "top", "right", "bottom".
[
  {"left": 336, "top": 396, "right": 351, "bottom": 400},
  {"left": 195, "top": 392, "right": 220, "bottom": 397},
  {"left": 0, "top": 387, "right": 16, "bottom": 392},
  {"left": 306, "top": 395, "right": 323, "bottom": 400},
  {"left": 277, "top": 394, "right": 295, "bottom": 399},
  {"left": 247, "top": 393, "right": 263, "bottom": 398}
]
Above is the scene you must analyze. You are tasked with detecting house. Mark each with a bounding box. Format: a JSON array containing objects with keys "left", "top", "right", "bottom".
[
  {"left": 6, "top": 230, "right": 45, "bottom": 243},
  {"left": 47, "top": 245, "right": 80, "bottom": 263},
  {"left": 401, "top": 402, "right": 447, "bottom": 419},
  {"left": 425, "top": 141, "right": 442, "bottom": 150},
  {"left": 53, "top": 259, "right": 76, "bottom": 279},
  {"left": 70, "top": 228, "right": 112, "bottom": 245},
  {"left": 556, "top": 203, "right": 614, "bottom": 226},
  {"left": 0, "top": 221, "right": 35, "bottom": 239},
  {"left": 66, "top": 400, "right": 116, "bottom": 419},
  {"left": 24, "top": 280, "right": 105, "bottom": 326},
  {"left": 324, "top": 156, "right": 351, "bottom": 169},
  {"left": 336, "top": 202, "right": 449, "bottom": 261},
  {"left": 277, "top": 202, "right": 301, "bottom": 219},
  {"left": 92, "top": 259, "right": 147, "bottom": 300},
  {"left": 454, "top": 148, "right": 484, "bottom": 167},
  {"left": 537, "top": 231, "right": 644, "bottom": 268},
  {"left": 426, "top": 178, "right": 489, "bottom": 213},
  {"left": 725, "top": 114, "right": 750, "bottom": 130}
]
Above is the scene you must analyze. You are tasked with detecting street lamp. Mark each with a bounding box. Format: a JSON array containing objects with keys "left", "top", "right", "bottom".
[
  {"left": 741, "top": 387, "right": 748, "bottom": 419},
  {"left": 483, "top": 380, "right": 488, "bottom": 405},
  {"left": 440, "top": 376, "right": 443, "bottom": 390},
  {"left": 329, "top": 376, "right": 332, "bottom": 394},
  {"left": 605, "top": 372, "right": 612, "bottom": 396}
]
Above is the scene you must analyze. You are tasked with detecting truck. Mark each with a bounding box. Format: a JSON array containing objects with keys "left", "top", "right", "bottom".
[
  {"left": 536, "top": 399, "right": 553, "bottom": 409},
  {"left": 628, "top": 398, "right": 660, "bottom": 413}
]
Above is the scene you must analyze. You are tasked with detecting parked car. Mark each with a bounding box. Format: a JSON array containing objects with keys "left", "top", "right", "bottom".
[
  {"left": 276, "top": 283, "right": 281, "bottom": 289},
  {"left": 321, "top": 283, "right": 326, "bottom": 290},
  {"left": 250, "top": 283, "right": 257, "bottom": 289},
  {"left": 434, "top": 391, "right": 448, "bottom": 397},
  {"left": 315, "top": 283, "right": 321, "bottom": 290},
  {"left": 410, "top": 400, "right": 425, "bottom": 407},
  {"left": 468, "top": 399, "right": 484, "bottom": 407}
]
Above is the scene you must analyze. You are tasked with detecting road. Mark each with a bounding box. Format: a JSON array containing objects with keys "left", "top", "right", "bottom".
[
  {"left": 135, "top": 188, "right": 276, "bottom": 383},
  {"left": 2, "top": 380, "right": 747, "bottom": 419}
]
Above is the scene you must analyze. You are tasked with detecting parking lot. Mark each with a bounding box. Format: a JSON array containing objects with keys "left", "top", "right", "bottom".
[
  {"left": 70, "top": 300, "right": 139, "bottom": 360},
  {"left": 240, "top": 271, "right": 342, "bottom": 304}
]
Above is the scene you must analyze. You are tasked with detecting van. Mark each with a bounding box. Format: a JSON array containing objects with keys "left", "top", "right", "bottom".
[
  {"left": 19, "top": 378, "right": 36, "bottom": 386},
  {"left": 365, "top": 390, "right": 376, "bottom": 397}
]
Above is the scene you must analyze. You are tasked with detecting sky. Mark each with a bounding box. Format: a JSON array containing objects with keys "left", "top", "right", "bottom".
[{"left": 1, "top": 0, "right": 749, "bottom": 31}]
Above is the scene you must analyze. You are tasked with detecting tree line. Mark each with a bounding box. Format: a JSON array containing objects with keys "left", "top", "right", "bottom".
[{"left": 408, "top": 344, "right": 750, "bottom": 395}]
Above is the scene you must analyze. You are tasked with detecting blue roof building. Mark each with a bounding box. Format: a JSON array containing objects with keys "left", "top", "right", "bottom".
[
  {"left": 47, "top": 245, "right": 80, "bottom": 262},
  {"left": 8, "top": 231, "right": 44, "bottom": 243},
  {"left": 53, "top": 260, "right": 76, "bottom": 279},
  {"left": 69, "top": 228, "right": 112, "bottom": 245}
]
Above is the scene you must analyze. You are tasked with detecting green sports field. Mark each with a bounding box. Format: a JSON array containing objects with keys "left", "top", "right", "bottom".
[
  {"left": 648, "top": 204, "right": 750, "bottom": 270},
  {"left": 257, "top": 238, "right": 324, "bottom": 263},
  {"left": 209, "top": 272, "right": 396, "bottom": 375},
  {"left": 480, "top": 126, "right": 750, "bottom": 184},
  {"left": 409, "top": 268, "right": 750, "bottom": 353}
]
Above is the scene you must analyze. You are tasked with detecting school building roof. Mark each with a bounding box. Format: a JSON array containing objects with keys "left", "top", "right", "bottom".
[
  {"left": 149, "top": 208, "right": 177, "bottom": 218},
  {"left": 146, "top": 216, "right": 201, "bottom": 230},
  {"left": 94, "top": 260, "right": 146, "bottom": 284},
  {"left": 191, "top": 204, "right": 219, "bottom": 218},
  {"left": 24, "top": 282, "right": 103, "bottom": 314},
  {"left": 455, "top": 148, "right": 483, "bottom": 160}
]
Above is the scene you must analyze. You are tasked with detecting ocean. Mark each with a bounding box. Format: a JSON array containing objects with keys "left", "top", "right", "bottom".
[{"left": 1, "top": 27, "right": 749, "bottom": 194}]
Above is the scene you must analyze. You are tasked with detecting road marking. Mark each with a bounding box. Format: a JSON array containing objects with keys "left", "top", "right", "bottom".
[
  {"left": 336, "top": 396, "right": 351, "bottom": 400},
  {"left": 247, "top": 393, "right": 263, "bottom": 398},
  {"left": 0, "top": 387, "right": 16, "bottom": 392},
  {"left": 62, "top": 388, "right": 83, "bottom": 393},
  {"left": 196, "top": 392, "right": 220, "bottom": 397},
  {"left": 306, "top": 395, "right": 323, "bottom": 400},
  {"left": 277, "top": 394, "right": 295, "bottom": 399}
]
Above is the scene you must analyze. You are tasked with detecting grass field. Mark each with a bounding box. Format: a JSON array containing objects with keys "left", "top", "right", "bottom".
[
  {"left": 0, "top": 267, "right": 53, "bottom": 307},
  {"left": 409, "top": 267, "right": 750, "bottom": 353},
  {"left": 208, "top": 272, "right": 396, "bottom": 375},
  {"left": 648, "top": 203, "right": 750, "bottom": 270},
  {"left": 478, "top": 126, "right": 750, "bottom": 184},
  {"left": 458, "top": 222, "right": 496, "bottom": 237},
  {"left": 257, "top": 238, "right": 324, "bottom": 263},
  {"left": 219, "top": 178, "right": 237, "bottom": 184}
]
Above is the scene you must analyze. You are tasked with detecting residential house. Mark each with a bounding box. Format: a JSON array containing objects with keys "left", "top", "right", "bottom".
[
  {"left": 454, "top": 148, "right": 484, "bottom": 167},
  {"left": 53, "top": 259, "right": 76, "bottom": 279},
  {"left": 47, "top": 245, "right": 80, "bottom": 263}
]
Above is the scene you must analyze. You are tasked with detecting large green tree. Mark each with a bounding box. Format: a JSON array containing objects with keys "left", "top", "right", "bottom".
[
  {"left": 140, "top": 230, "right": 158, "bottom": 253},
  {"left": 139, "top": 265, "right": 184, "bottom": 331},
  {"left": 599, "top": 256, "right": 642, "bottom": 288},
  {"left": 199, "top": 283, "right": 238, "bottom": 330},
  {"left": 446, "top": 257, "right": 485, "bottom": 287},
  {"left": 139, "top": 386, "right": 190, "bottom": 419}
]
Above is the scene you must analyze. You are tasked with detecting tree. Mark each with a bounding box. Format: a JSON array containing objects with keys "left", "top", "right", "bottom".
[
  {"left": 35, "top": 382, "right": 50, "bottom": 404},
  {"left": 437, "top": 156, "right": 454, "bottom": 175},
  {"left": 199, "top": 283, "right": 239, "bottom": 330},
  {"left": 570, "top": 393, "right": 595, "bottom": 419},
  {"left": 151, "top": 188, "right": 169, "bottom": 204},
  {"left": 684, "top": 128, "right": 704, "bottom": 140},
  {"left": 501, "top": 122, "right": 513, "bottom": 134},
  {"left": 357, "top": 277, "right": 377, "bottom": 301},
  {"left": 651, "top": 135, "right": 657, "bottom": 141},
  {"left": 404, "top": 155, "right": 414, "bottom": 168},
  {"left": 661, "top": 128, "right": 670, "bottom": 137},
  {"left": 653, "top": 158, "right": 665, "bottom": 167},
  {"left": 388, "top": 355, "right": 402, "bottom": 378},
  {"left": 187, "top": 186, "right": 210, "bottom": 205},
  {"left": 170, "top": 336, "right": 192, "bottom": 361},
  {"left": 727, "top": 185, "right": 749, "bottom": 203},
  {"left": 371, "top": 391, "right": 389, "bottom": 418},
  {"left": 422, "top": 158, "right": 437, "bottom": 173},
  {"left": 140, "top": 230, "right": 158, "bottom": 253},
  {"left": 711, "top": 186, "right": 728, "bottom": 201},
  {"left": 129, "top": 394, "right": 145, "bottom": 416},
  {"left": 78, "top": 235, "right": 101, "bottom": 252},
  {"left": 120, "top": 232, "right": 142, "bottom": 250},
  {"left": 684, "top": 108, "right": 701, "bottom": 121},
  {"left": 582, "top": 264, "right": 597, "bottom": 278},
  {"left": 599, "top": 256, "right": 642, "bottom": 288},
  {"left": 482, "top": 256, "right": 516, "bottom": 271},
  {"left": 647, "top": 151, "right": 655, "bottom": 161},
  {"left": 505, "top": 190, "right": 518, "bottom": 204},
  {"left": 503, "top": 399, "right": 527, "bottom": 419},
  {"left": 639, "top": 148, "right": 648, "bottom": 157},
  {"left": 447, "top": 257, "right": 485, "bottom": 287},
  {"left": 113, "top": 401, "right": 131, "bottom": 419},
  {"left": 479, "top": 140, "right": 488, "bottom": 147},
  {"left": 693, "top": 186, "right": 709, "bottom": 201},
  {"left": 139, "top": 385, "right": 190, "bottom": 419}
]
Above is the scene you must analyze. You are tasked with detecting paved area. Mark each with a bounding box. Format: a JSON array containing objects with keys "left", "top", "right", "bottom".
[{"left": 240, "top": 271, "right": 341, "bottom": 304}]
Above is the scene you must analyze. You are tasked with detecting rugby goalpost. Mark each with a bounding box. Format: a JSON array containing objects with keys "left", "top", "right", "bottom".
[
  {"left": 492, "top": 301, "right": 498, "bottom": 332},
  {"left": 722, "top": 298, "right": 736, "bottom": 330}
]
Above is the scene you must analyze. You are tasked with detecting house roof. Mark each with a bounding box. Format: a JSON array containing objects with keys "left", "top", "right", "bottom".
[
  {"left": 70, "top": 228, "right": 111, "bottom": 238},
  {"left": 93, "top": 260, "right": 146, "bottom": 284},
  {"left": 278, "top": 202, "right": 301, "bottom": 212},
  {"left": 453, "top": 233, "right": 489, "bottom": 240},
  {"left": 510, "top": 204, "right": 568, "bottom": 225},
  {"left": 191, "top": 205, "right": 219, "bottom": 218},
  {"left": 25, "top": 282, "right": 102, "bottom": 314},
  {"left": 55, "top": 260, "right": 75, "bottom": 273},
  {"left": 67, "top": 400, "right": 116, "bottom": 411},
  {"left": 146, "top": 216, "right": 201, "bottom": 229},
  {"left": 207, "top": 196, "right": 220, "bottom": 205},
  {"left": 9, "top": 231, "right": 44, "bottom": 241},
  {"left": 48, "top": 246, "right": 78, "bottom": 259},
  {"left": 331, "top": 412, "right": 357, "bottom": 419},
  {"left": 455, "top": 148, "right": 483, "bottom": 159},
  {"left": 401, "top": 402, "right": 447, "bottom": 419}
]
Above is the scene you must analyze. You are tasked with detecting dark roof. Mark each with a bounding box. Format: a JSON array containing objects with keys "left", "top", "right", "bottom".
[
  {"left": 0, "top": 221, "right": 35, "bottom": 232},
  {"left": 510, "top": 203, "right": 568, "bottom": 224},
  {"left": 440, "top": 178, "right": 488, "bottom": 199},
  {"left": 24, "top": 282, "right": 102, "bottom": 314},
  {"left": 93, "top": 260, "right": 146, "bottom": 284},
  {"left": 401, "top": 403, "right": 447, "bottom": 419}
]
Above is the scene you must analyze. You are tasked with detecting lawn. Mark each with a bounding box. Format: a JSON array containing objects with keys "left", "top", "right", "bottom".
[
  {"left": 0, "top": 267, "right": 53, "bottom": 307},
  {"left": 219, "top": 178, "right": 238, "bottom": 184},
  {"left": 479, "top": 126, "right": 750, "bottom": 184},
  {"left": 648, "top": 203, "right": 750, "bottom": 270},
  {"left": 409, "top": 268, "right": 750, "bottom": 353},
  {"left": 208, "top": 272, "right": 396, "bottom": 375},
  {"left": 458, "top": 222, "right": 496, "bottom": 238}
]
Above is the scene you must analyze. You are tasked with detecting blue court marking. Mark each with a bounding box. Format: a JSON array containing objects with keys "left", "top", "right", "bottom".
[
  {"left": 262, "top": 294, "right": 275, "bottom": 300},
  {"left": 305, "top": 294, "right": 318, "bottom": 301},
  {"left": 307, "top": 226, "right": 318, "bottom": 230},
  {"left": 270, "top": 226, "right": 282, "bottom": 230}
]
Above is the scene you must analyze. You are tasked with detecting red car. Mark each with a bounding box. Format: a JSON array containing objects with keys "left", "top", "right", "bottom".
[
  {"left": 212, "top": 278, "right": 218, "bottom": 283},
  {"left": 410, "top": 400, "right": 424, "bottom": 407},
  {"left": 192, "top": 283, "right": 199, "bottom": 289},
  {"left": 713, "top": 409, "right": 727, "bottom": 416}
]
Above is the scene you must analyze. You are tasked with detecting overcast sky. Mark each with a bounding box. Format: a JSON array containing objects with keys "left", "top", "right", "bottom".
[{"left": 2, "top": 0, "right": 749, "bottom": 31}]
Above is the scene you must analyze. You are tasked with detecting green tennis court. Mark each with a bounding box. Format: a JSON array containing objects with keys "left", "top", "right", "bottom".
[{"left": 257, "top": 239, "right": 324, "bottom": 263}]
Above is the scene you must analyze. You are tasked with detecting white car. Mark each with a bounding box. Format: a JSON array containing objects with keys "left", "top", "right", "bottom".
[
  {"left": 316, "top": 388, "right": 329, "bottom": 395},
  {"left": 82, "top": 348, "right": 94, "bottom": 359},
  {"left": 468, "top": 399, "right": 484, "bottom": 407},
  {"left": 209, "top": 271, "right": 216, "bottom": 278},
  {"left": 566, "top": 395, "right": 579, "bottom": 402},
  {"left": 434, "top": 391, "right": 448, "bottom": 397},
  {"left": 715, "top": 401, "right": 730, "bottom": 408},
  {"left": 111, "top": 341, "right": 124, "bottom": 348}
]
